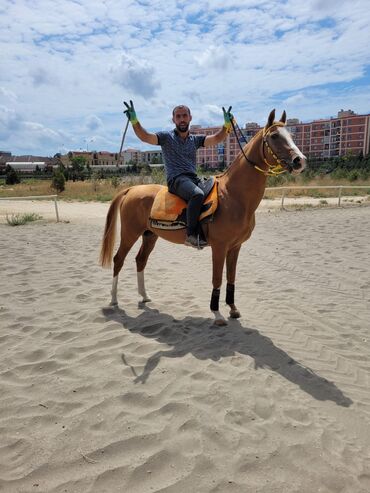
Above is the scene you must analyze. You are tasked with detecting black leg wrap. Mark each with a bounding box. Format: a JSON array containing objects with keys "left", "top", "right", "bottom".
[
  {"left": 226, "top": 283, "right": 235, "bottom": 305},
  {"left": 210, "top": 288, "right": 220, "bottom": 312}
]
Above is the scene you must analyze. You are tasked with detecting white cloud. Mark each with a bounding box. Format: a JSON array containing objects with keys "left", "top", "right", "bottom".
[
  {"left": 30, "top": 67, "right": 59, "bottom": 87},
  {"left": 85, "top": 115, "right": 103, "bottom": 131},
  {"left": 0, "top": 0, "right": 369, "bottom": 155},
  {"left": 111, "top": 53, "right": 161, "bottom": 99},
  {"left": 195, "top": 45, "right": 230, "bottom": 70},
  {"left": 284, "top": 93, "right": 305, "bottom": 105},
  {"left": 0, "top": 87, "right": 17, "bottom": 102},
  {"left": 0, "top": 106, "right": 22, "bottom": 138}
]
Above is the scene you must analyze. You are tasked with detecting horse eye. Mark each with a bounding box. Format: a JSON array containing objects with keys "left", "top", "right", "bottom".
[{"left": 270, "top": 133, "right": 279, "bottom": 140}]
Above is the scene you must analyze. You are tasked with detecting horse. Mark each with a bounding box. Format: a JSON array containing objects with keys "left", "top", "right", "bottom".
[{"left": 100, "top": 109, "right": 307, "bottom": 326}]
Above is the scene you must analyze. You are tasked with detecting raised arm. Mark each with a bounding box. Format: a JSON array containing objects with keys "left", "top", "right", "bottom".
[
  {"left": 204, "top": 106, "right": 233, "bottom": 148},
  {"left": 124, "top": 100, "right": 158, "bottom": 145}
]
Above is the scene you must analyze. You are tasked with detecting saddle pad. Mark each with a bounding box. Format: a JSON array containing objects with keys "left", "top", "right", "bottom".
[{"left": 150, "top": 181, "right": 218, "bottom": 223}]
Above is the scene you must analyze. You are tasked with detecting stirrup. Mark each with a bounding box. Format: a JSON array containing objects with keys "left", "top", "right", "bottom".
[{"left": 184, "top": 234, "right": 207, "bottom": 250}]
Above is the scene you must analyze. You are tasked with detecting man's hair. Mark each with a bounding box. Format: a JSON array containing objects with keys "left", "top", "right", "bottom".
[{"left": 172, "top": 105, "right": 191, "bottom": 116}]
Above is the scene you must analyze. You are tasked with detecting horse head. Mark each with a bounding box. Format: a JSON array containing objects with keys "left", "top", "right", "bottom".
[{"left": 263, "top": 109, "right": 307, "bottom": 174}]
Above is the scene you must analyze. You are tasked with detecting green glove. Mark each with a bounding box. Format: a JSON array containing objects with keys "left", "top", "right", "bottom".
[
  {"left": 123, "top": 100, "right": 138, "bottom": 125},
  {"left": 222, "top": 105, "right": 234, "bottom": 133}
]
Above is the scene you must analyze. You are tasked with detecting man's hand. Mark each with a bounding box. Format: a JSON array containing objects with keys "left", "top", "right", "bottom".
[
  {"left": 123, "top": 100, "right": 139, "bottom": 125},
  {"left": 222, "top": 106, "right": 234, "bottom": 133}
]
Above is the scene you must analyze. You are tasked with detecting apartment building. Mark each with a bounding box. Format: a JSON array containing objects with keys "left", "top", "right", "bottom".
[
  {"left": 190, "top": 123, "right": 258, "bottom": 169},
  {"left": 60, "top": 149, "right": 162, "bottom": 167},
  {"left": 190, "top": 110, "right": 370, "bottom": 168},
  {"left": 287, "top": 110, "right": 370, "bottom": 159},
  {"left": 60, "top": 151, "right": 120, "bottom": 167}
]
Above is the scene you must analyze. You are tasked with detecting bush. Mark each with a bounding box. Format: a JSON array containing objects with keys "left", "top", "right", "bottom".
[
  {"left": 348, "top": 170, "right": 359, "bottom": 182},
  {"left": 5, "top": 165, "right": 20, "bottom": 185},
  {"left": 6, "top": 212, "right": 42, "bottom": 226},
  {"left": 111, "top": 176, "right": 121, "bottom": 188},
  {"left": 151, "top": 168, "right": 166, "bottom": 184},
  {"left": 267, "top": 174, "right": 286, "bottom": 187},
  {"left": 51, "top": 169, "right": 65, "bottom": 192},
  {"left": 331, "top": 168, "right": 348, "bottom": 180}
]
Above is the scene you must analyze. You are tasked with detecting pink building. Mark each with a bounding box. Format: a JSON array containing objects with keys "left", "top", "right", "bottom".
[{"left": 190, "top": 110, "right": 370, "bottom": 168}]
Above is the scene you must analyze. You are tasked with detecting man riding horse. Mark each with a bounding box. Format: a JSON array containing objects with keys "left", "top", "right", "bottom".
[{"left": 123, "top": 100, "right": 233, "bottom": 249}]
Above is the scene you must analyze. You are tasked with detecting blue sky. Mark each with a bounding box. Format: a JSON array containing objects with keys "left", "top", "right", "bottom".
[{"left": 1, "top": 0, "right": 370, "bottom": 156}]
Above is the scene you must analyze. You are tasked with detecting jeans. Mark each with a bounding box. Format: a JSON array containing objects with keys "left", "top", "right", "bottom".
[{"left": 168, "top": 174, "right": 204, "bottom": 235}]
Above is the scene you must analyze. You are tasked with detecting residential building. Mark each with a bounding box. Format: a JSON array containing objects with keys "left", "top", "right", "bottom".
[
  {"left": 61, "top": 151, "right": 120, "bottom": 168},
  {"left": 141, "top": 150, "right": 163, "bottom": 165},
  {"left": 190, "top": 110, "right": 370, "bottom": 168},
  {"left": 287, "top": 110, "right": 370, "bottom": 159}
]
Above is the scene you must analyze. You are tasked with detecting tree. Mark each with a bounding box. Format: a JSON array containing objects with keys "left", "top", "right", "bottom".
[
  {"left": 5, "top": 165, "right": 20, "bottom": 185},
  {"left": 70, "top": 156, "right": 86, "bottom": 181},
  {"left": 51, "top": 168, "right": 65, "bottom": 192}
]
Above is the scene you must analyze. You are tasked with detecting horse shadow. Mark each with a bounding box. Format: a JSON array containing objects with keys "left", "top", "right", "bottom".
[{"left": 102, "top": 304, "right": 352, "bottom": 407}]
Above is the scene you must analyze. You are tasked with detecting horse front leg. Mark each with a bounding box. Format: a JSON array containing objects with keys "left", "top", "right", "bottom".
[
  {"left": 211, "top": 245, "right": 227, "bottom": 326},
  {"left": 226, "top": 244, "right": 242, "bottom": 319},
  {"left": 135, "top": 231, "right": 158, "bottom": 302}
]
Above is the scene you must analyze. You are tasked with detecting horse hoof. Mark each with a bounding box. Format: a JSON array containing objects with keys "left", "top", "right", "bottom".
[
  {"left": 214, "top": 318, "right": 228, "bottom": 327},
  {"left": 110, "top": 301, "right": 118, "bottom": 307},
  {"left": 142, "top": 297, "right": 151, "bottom": 303},
  {"left": 230, "top": 309, "right": 241, "bottom": 319}
]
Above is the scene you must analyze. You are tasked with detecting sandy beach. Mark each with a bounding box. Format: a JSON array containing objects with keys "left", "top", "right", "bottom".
[{"left": 1, "top": 200, "right": 370, "bottom": 492}]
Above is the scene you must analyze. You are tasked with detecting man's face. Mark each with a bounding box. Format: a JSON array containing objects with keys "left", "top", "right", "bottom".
[{"left": 172, "top": 108, "right": 192, "bottom": 133}]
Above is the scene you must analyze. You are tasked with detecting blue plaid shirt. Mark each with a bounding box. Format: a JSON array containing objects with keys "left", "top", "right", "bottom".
[{"left": 156, "top": 130, "right": 205, "bottom": 183}]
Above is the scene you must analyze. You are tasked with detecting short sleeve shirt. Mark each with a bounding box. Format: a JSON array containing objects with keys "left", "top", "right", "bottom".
[{"left": 156, "top": 130, "right": 205, "bottom": 182}]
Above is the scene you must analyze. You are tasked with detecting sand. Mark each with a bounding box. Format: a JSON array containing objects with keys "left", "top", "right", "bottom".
[{"left": 0, "top": 199, "right": 370, "bottom": 492}]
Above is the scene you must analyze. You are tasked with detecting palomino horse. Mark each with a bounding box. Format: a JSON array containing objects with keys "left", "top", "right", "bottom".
[{"left": 100, "top": 110, "right": 307, "bottom": 325}]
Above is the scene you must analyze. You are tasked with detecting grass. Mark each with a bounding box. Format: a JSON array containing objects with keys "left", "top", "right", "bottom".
[
  {"left": 6, "top": 212, "right": 43, "bottom": 226},
  {"left": 1, "top": 174, "right": 370, "bottom": 203}
]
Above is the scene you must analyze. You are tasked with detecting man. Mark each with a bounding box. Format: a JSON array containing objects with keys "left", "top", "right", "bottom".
[{"left": 123, "top": 100, "right": 233, "bottom": 249}]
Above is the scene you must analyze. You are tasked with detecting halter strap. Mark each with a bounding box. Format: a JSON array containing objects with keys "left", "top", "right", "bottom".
[{"left": 230, "top": 119, "right": 288, "bottom": 176}]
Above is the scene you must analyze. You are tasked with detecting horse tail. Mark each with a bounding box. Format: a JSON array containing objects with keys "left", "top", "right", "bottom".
[{"left": 99, "top": 187, "right": 131, "bottom": 268}]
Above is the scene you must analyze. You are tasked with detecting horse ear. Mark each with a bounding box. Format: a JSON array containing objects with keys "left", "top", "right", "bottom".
[
  {"left": 267, "top": 109, "right": 275, "bottom": 128},
  {"left": 280, "top": 110, "right": 287, "bottom": 123}
]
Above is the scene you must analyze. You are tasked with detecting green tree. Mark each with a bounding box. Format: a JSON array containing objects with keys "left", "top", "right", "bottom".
[
  {"left": 70, "top": 156, "right": 86, "bottom": 181},
  {"left": 51, "top": 168, "right": 65, "bottom": 192},
  {"left": 5, "top": 165, "right": 20, "bottom": 185}
]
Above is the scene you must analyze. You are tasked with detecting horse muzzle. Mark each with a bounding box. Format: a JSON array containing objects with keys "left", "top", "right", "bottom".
[{"left": 288, "top": 154, "right": 307, "bottom": 174}]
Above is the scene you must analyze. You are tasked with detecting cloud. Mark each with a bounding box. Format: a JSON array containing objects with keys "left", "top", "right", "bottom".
[
  {"left": 30, "top": 67, "right": 58, "bottom": 87},
  {"left": 0, "top": 105, "right": 67, "bottom": 152},
  {"left": 195, "top": 45, "right": 230, "bottom": 70},
  {"left": 284, "top": 93, "right": 306, "bottom": 105},
  {"left": 1, "top": 0, "right": 370, "bottom": 155},
  {"left": 111, "top": 52, "right": 161, "bottom": 99},
  {"left": 85, "top": 115, "right": 103, "bottom": 131},
  {"left": 0, "top": 106, "right": 22, "bottom": 139},
  {"left": 0, "top": 87, "right": 17, "bottom": 102}
]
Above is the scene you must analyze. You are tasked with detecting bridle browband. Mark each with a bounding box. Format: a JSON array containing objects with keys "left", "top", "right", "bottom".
[{"left": 230, "top": 119, "right": 290, "bottom": 176}]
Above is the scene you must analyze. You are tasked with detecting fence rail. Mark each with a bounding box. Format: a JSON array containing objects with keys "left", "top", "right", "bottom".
[
  {"left": 264, "top": 185, "right": 370, "bottom": 208},
  {"left": 0, "top": 186, "right": 369, "bottom": 221},
  {"left": 0, "top": 195, "right": 59, "bottom": 222}
]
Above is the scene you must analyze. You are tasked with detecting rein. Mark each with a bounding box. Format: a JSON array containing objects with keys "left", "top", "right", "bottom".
[{"left": 230, "top": 118, "right": 288, "bottom": 176}]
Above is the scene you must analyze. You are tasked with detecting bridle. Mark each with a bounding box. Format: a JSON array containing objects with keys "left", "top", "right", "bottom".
[{"left": 230, "top": 119, "right": 291, "bottom": 176}]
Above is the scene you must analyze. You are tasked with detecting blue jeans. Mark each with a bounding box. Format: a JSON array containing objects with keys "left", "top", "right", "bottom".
[{"left": 168, "top": 174, "right": 204, "bottom": 235}]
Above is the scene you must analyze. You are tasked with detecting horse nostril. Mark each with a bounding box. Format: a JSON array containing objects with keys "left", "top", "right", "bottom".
[{"left": 292, "top": 156, "right": 301, "bottom": 170}]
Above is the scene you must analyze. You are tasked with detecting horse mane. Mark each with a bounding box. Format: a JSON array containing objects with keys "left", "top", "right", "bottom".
[{"left": 216, "top": 128, "right": 264, "bottom": 179}]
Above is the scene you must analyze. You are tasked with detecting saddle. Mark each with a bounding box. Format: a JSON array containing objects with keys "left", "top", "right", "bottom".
[{"left": 149, "top": 177, "right": 218, "bottom": 230}]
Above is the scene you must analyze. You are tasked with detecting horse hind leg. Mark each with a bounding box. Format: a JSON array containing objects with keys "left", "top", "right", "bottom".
[
  {"left": 135, "top": 231, "right": 158, "bottom": 302},
  {"left": 226, "top": 245, "right": 242, "bottom": 319}
]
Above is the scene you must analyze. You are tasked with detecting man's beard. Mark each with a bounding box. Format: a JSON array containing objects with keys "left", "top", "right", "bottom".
[{"left": 176, "top": 123, "right": 189, "bottom": 133}]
